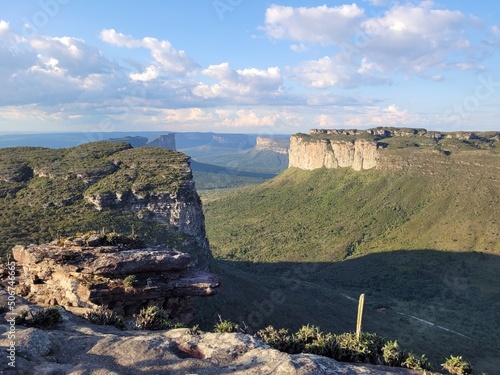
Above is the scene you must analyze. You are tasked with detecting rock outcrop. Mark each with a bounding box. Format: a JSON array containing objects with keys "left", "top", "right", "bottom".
[
  {"left": 255, "top": 136, "right": 290, "bottom": 154},
  {"left": 289, "top": 136, "right": 378, "bottom": 171},
  {"left": 146, "top": 134, "right": 176, "bottom": 150},
  {"left": 289, "top": 127, "right": 499, "bottom": 171},
  {"left": 11, "top": 239, "right": 220, "bottom": 323},
  {"left": 0, "top": 298, "right": 424, "bottom": 375}
]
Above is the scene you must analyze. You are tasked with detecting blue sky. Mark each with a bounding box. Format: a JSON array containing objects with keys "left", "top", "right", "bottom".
[{"left": 1, "top": 1, "right": 500, "bottom": 135}]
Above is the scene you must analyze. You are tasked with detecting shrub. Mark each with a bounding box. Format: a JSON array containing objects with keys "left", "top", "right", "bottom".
[
  {"left": 336, "top": 332, "right": 386, "bottom": 364},
  {"left": 402, "top": 352, "right": 433, "bottom": 371},
  {"left": 213, "top": 316, "right": 239, "bottom": 333},
  {"left": 123, "top": 275, "right": 137, "bottom": 288},
  {"left": 15, "top": 307, "right": 63, "bottom": 329},
  {"left": 442, "top": 355, "right": 474, "bottom": 375},
  {"left": 257, "top": 326, "right": 295, "bottom": 353},
  {"left": 135, "top": 306, "right": 171, "bottom": 330},
  {"left": 382, "top": 340, "right": 405, "bottom": 367},
  {"left": 84, "top": 307, "right": 125, "bottom": 329}
]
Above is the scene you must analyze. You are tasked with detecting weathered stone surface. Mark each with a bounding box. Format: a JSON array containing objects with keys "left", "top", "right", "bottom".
[
  {"left": 0, "top": 307, "right": 427, "bottom": 375},
  {"left": 289, "top": 137, "right": 379, "bottom": 171},
  {"left": 255, "top": 136, "right": 290, "bottom": 154},
  {"left": 12, "top": 242, "right": 220, "bottom": 322},
  {"left": 14, "top": 328, "right": 51, "bottom": 360},
  {"left": 289, "top": 128, "right": 499, "bottom": 171}
]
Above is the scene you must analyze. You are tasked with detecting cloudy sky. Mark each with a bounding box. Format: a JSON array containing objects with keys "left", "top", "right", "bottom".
[{"left": 1, "top": 1, "right": 500, "bottom": 135}]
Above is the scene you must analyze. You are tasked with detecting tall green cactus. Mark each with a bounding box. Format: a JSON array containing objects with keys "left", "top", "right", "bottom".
[{"left": 356, "top": 293, "right": 365, "bottom": 339}]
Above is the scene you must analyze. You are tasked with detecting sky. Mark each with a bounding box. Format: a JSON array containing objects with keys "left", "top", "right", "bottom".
[{"left": 1, "top": 0, "right": 500, "bottom": 136}]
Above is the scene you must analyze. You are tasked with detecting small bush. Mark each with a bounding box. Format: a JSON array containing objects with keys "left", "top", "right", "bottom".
[
  {"left": 382, "top": 340, "right": 405, "bottom": 367},
  {"left": 15, "top": 307, "right": 63, "bottom": 329},
  {"left": 402, "top": 352, "right": 433, "bottom": 371},
  {"left": 257, "top": 326, "right": 295, "bottom": 353},
  {"left": 123, "top": 275, "right": 137, "bottom": 288},
  {"left": 336, "top": 332, "right": 385, "bottom": 364},
  {"left": 135, "top": 306, "right": 171, "bottom": 330},
  {"left": 214, "top": 316, "right": 240, "bottom": 333},
  {"left": 442, "top": 355, "right": 474, "bottom": 375},
  {"left": 84, "top": 307, "right": 125, "bottom": 329}
]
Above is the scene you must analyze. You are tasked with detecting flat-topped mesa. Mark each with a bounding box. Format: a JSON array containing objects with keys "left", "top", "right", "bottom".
[
  {"left": 254, "top": 136, "right": 290, "bottom": 154},
  {"left": 289, "top": 127, "right": 499, "bottom": 171},
  {"left": 12, "top": 238, "right": 221, "bottom": 323}
]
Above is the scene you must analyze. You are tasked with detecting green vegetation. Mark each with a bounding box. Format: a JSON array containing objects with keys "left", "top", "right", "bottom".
[
  {"left": 134, "top": 306, "right": 183, "bottom": 330},
  {"left": 84, "top": 307, "right": 125, "bottom": 329},
  {"left": 123, "top": 275, "right": 137, "bottom": 288},
  {"left": 442, "top": 355, "right": 475, "bottom": 375},
  {"left": 15, "top": 307, "right": 63, "bottom": 329},
  {"left": 256, "top": 324, "right": 435, "bottom": 370},
  {"left": 200, "top": 146, "right": 500, "bottom": 373},
  {"left": 0, "top": 142, "right": 202, "bottom": 260}
]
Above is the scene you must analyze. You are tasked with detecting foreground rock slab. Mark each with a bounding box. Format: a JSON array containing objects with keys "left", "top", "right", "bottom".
[
  {"left": 0, "top": 305, "right": 426, "bottom": 375},
  {"left": 12, "top": 241, "right": 220, "bottom": 322}
]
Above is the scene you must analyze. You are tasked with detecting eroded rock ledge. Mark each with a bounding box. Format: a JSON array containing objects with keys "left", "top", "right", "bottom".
[
  {"left": 12, "top": 240, "right": 220, "bottom": 323},
  {"left": 289, "top": 127, "right": 499, "bottom": 171}
]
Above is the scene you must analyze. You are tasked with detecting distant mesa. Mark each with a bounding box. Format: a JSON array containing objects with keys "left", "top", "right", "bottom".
[
  {"left": 255, "top": 136, "right": 290, "bottom": 154},
  {"left": 108, "top": 133, "right": 176, "bottom": 150},
  {"left": 289, "top": 127, "right": 499, "bottom": 171},
  {"left": 146, "top": 134, "right": 176, "bottom": 150}
]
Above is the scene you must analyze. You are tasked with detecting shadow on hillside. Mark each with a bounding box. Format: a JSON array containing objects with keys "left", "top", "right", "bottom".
[{"left": 195, "top": 250, "right": 500, "bottom": 373}]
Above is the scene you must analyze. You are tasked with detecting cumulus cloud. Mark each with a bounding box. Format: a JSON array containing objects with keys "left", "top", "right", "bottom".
[
  {"left": 265, "top": 2, "right": 484, "bottom": 88},
  {"left": 100, "top": 29, "right": 198, "bottom": 78},
  {"left": 264, "top": 4, "right": 365, "bottom": 45},
  {"left": 193, "top": 63, "right": 284, "bottom": 103},
  {"left": 290, "top": 55, "right": 390, "bottom": 88}
]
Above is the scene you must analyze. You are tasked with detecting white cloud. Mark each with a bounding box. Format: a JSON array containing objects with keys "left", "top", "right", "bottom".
[
  {"left": 359, "top": 3, "right": 470, "bottom": 73},
  {"left": 290, "top": 55, "right": 389, "bottom": 88},
  {"left": 193, "top": 63, "right": 284, "bottom": 102},
  {"left": 264, "top": 4, "right": 365, "bottom": 45},
  {"left": 100, "top": 29, "right": 198, "bottom": 77}
]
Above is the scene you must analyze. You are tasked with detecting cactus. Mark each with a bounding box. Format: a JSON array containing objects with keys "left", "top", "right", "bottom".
[{"left": 356, "top": 293, "right": 365, "bottom": 339}]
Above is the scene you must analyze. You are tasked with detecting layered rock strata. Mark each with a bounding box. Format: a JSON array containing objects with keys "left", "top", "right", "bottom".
[
  {"left": 255, "top": 136, "right": 290, "bottom": 154},
  {"left": 289, "top": 127, "right": 500, "bottom": 171},
  {"left": 289, "top": 137, "right": 378, "bottom": 171},
  {"left": 12, "top": 241, "right": 220, "bottom": 323}
]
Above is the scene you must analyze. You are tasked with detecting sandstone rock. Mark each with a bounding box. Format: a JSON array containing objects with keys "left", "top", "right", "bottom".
[
  {"left": 288, "top": 136, "right": 378, "bottom": 171},
  {"left": 255, "top": 137, "right": 290, "bottom": 154},
  {"left": 12, "top": 242, "right": 220, "bottom": 322},
  {"left": 0, "top": 309, "right": 427, "bottom": 375}
]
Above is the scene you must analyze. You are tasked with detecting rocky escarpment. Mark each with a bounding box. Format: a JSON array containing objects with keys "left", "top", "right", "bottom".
[
  {"left": 0, "top": 142, "right": 212, "bottom": 269},
  {"left": 146, "top": 134, "right": 176, "bottom": 150},
  {"left": 289, "top": 136, "right": 378, "bottom": 171},
  {"left": 11, "top": 237, "right": 220, "bottom": 323},
  {"left": 289, "top": 127, "right": 500, "bottom": 171},
  {"left": 255, "top": 136, "right": 290, "bottom": 154}
]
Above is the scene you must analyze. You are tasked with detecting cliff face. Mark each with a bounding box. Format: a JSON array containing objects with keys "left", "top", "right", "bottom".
[
  {"left": 289, "top": 136, "right": 378, "bottom": 171},
  {"left": 146, "top": 134, "right": 176, "bottom": 150},
  {"left": 11, "top": 238, "right": 220, "bottom": 323},
  {"left": 255, "top": 136, "right": 290, "bottom": 154},
  {"left": 0, "top": 142, "right": 212, "bottom": 269},
  {"left": 289, "top": 127, "right": 500, "bottom": 171}
]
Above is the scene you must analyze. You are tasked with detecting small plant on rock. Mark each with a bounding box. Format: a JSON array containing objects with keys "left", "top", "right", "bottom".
[
  {"left": 84, "top": 307, "right": 125, "bottom": 329},
  {"left": 214, "top": 315, "right": 239, "bottom": 333},
  {"left": 123, "top": 275, "right": 137, "bottom": 288},
  {"left": 135, "top": 306, "right": 171, "bottom": 330},
  {"left": 15, "top": 306, "right": 63, "bottom": 329},
  {"left": 442, "top": 355, "right": 474, "bottom": 375},
  {"left": 402, "top": 352, "right": 433, "bottom": 371},
  {"left": 382, "top": 340, "right": 405, "bottom": 367}
]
